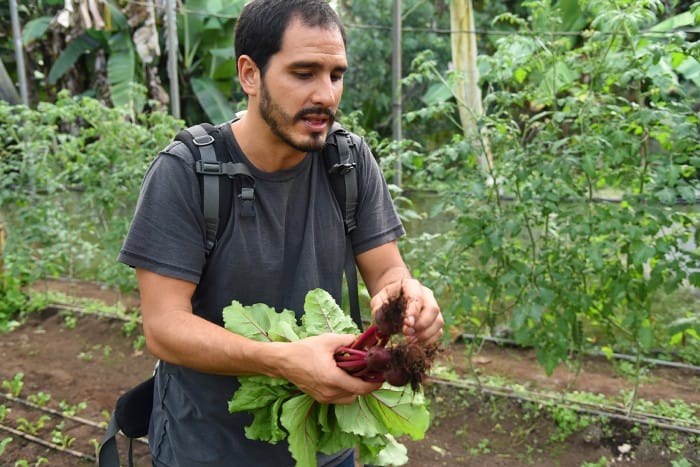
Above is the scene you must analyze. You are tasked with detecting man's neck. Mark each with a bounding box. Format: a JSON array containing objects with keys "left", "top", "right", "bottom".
[{"left": 231, "top": 113, "right": 307, "bottom": 172}]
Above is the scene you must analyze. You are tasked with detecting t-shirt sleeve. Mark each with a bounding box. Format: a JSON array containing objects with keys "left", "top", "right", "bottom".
[
  {"left": 350, "top": 138, "right": 406, "bottom": 254},
  {"left": 118, "top": 144, "right": 207, "bottom": 283}
]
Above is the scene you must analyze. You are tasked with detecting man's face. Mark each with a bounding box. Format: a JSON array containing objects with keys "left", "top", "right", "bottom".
[{"left": 257, "top": 17, "right": 347, "bottom": 152}]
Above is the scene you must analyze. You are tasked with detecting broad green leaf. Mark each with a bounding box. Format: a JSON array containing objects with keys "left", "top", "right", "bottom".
[
  {"left": 676, "top": 56, "right": 700, "bottom": 86},
  {"left": 301, "top": 288, "right": 359, "bottom": 337},
  {"left": 228, "top": 377, "right": 294, "bottom": 412},
  {"left": 244, "top": 405, "right": 287, "bottom": 443},
  {"left": 689, "top": 272, "right": 700, "bottom": 288},
  {"left": 649, "top": 12, "right": 695, "bottom": 32},
  {"left": 105, "top": 2, "right": 129, "bottom": 31},
  {"left": 280, "top": 395, "right": 320, "bottom": 467},
  {"left": 317, "top": 406, "right": 358, "bottom": 455},
  {"left": 360, "top": 434, "right": 408, "bottom": 466},
  {"left": 22, "top": 17, "right": 52, "bottom": 45},
  {"left": 422, "top": 82, "right": 452, "bottom": 106},
  {"left": 367, "top": 389, "right": 430, "bottom": 440},
  {"left": 107, "top": 32, "right": 141, "bottom": 110},
  {"left": 223, "top": 301, "right": 299, "bottom": 342},
  {"left": 48, "top": 33, "right": 101, "bottom": 84},
  {"left": 336, "top": 387, "right": 429, "bottom": 440},
  {"left": 334, "top": 393, "right": 387, "bottom": 437},
  {"left": 191, "top": 76, "right": 237, "bottom": 125}
]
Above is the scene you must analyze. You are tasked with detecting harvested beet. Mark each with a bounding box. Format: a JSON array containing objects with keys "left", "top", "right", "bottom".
[
  {"left": 334, "top": 289, "right": 441, "bottom": 391},
  {"left": 374, "top": 290, "right": 407, "bottom": 337}
]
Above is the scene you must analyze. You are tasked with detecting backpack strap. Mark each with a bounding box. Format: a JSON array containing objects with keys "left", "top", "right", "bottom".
[
  {"left": 324, "top": 123, "right": 361, "bottom": 328},
  {"left": 181, "top": 120, "right": 363, "bottom": 327},
  {"left": 175, "top": 124, "right": 255, "bottom": 256}
]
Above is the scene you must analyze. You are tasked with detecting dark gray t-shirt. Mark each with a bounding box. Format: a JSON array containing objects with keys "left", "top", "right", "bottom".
[{"left": 118, "top": 122, "right": 404, "bottom": 466}]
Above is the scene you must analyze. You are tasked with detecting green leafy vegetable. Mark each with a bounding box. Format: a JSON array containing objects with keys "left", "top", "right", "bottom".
[{"left": 222, "top": 289, "right": 431, "bottom": 466}]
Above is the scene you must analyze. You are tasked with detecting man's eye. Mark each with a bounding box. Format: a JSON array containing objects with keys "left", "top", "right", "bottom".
[{"left": 295, "top": 72, "right": 312, "bottom": 79}]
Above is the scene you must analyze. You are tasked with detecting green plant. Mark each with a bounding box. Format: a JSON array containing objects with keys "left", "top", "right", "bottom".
[
  {"left": 0, "top": 436, "right": 11, "bottom": 455},
  {"left": 671, "top": 458, "right": 693, "bottom": 467},
  {"left": 468, "top": 438, "right": 492, "bottom": 456},
  {"left": 16, "top": 415, "right": 51, "bottom": 435},
  {"left": 0, "top": 405, "right": 10, "bottom": 423},
  {"left": 223, "top": 289, "right": 431, "bottom": 467},
  {"left": 27, "top": 392, "right": 51, "bottom": 407},
  {"left": 2, "top": 373, "right": 24, "bottom": 397},
  {"left": 50, "top": 421, "right": 75, "bottom": 449},
  {"left": 548, "top": 405, "right": 594, "bottom": 442},
  {"left": 582, "top": 457, "right": 611, "bottom": 467},
  {"left": 59, "top": 310, "right": 77, "bottom": 329},
  {"left": 0, "top": 94, "right": 182, "bottom": 292},
  {"left": 13, "top": 458, "right": 48, "bottom": 467},
  {"left": 58, "top": 400, "right": 87, "bottom": 417},
  {"left": 395, "top": 0, "right": 700, "bottom": 383}
]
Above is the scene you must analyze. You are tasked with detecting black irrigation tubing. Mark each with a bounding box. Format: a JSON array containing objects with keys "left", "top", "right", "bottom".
[
  {"left": 428, "top": 376, "right": 700, "bottom": 436},
  {"left": 0, "top": 422, "right": 96, "bottom": 462},
  {"left": 459, "top": 333, "right": 700, "bottom": 373}
]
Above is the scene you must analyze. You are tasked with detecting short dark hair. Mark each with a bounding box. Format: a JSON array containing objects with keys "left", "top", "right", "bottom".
[{"left": 234, "top": 0, "right": 346, "bottom": 75}]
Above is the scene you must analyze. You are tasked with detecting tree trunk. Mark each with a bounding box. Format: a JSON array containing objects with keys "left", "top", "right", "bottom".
[{"left": 450, "top": 0, "right": 493, "bottom": 173}]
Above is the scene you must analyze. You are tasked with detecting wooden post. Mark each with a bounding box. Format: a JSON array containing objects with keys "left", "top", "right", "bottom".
[{"left": 0, "top": 214, "right": 5, "bottom": 276}]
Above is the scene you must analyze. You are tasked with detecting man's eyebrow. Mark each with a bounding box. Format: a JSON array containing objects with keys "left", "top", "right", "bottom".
[{"left": 291, "top": 61, "right": 348, "bottom": 73}]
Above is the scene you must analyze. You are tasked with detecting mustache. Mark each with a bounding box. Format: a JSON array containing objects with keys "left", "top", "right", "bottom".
[{"left": 295, "top": 107, "right": 335, "bottom": 123}]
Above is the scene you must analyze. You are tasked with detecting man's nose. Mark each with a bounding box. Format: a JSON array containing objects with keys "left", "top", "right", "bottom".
[{"left": 311, "top": 76, "right": 339, "bottom": 107}]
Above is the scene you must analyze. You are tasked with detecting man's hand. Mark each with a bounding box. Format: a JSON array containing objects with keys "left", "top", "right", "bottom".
[
  {"left": 370, "top": 279, "right": 444, "bottom": 345},
  {"left": 276, "top": 333, "right": 381, "bottom": 404}
]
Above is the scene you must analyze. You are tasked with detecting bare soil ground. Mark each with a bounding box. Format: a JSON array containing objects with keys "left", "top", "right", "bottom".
[{"left": 1, "top": 280, "right": 699, "bottom": 466}]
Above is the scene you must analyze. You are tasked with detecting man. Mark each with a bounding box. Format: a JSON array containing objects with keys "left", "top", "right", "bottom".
[{"left": 118, "top": 1, "right": 443, "bottom": 466}]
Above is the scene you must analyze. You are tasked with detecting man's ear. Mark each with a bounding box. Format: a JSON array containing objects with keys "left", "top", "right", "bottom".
[{"left": 237, "top": 55, "right": 259, "bottom": 96}]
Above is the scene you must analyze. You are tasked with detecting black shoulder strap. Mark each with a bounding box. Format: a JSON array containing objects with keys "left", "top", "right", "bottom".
[
  {"left": 175, "top": 123, "right": 255, "bottom": 256},
  {"left": 323, "top": 123, "right": 361, "bottom": 328}
]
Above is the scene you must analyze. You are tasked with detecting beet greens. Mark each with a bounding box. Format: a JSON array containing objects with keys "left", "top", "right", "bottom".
[{"left": 223, "top": 288, "right": 432, "bottom": 467}]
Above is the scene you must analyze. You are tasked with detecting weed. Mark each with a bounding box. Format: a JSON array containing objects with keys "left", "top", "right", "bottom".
[
  {"left": 548, "top": 405, "right": 593, "bottom": 442},
  {"left": 59, "top": 310, "right": 77, "bottom": 329},
  {"left": 671, "top": 459, "right": 693, "bottom": 467},
  {"left": 582, "top": 457, "right": 610, "bottom": 467},
  {"left": 468, "top": 438, "right": 492, "bottom": 456}
]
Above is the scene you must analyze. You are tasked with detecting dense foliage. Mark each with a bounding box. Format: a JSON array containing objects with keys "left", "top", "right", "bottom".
[
  {"left": 1, "top": 0, "right": 699, "bottom": 380},
  {"left": 0, "top": 92, "right": 182, "bottom": 297},
  {"left": 394, "top": 0, "right": 700, "bottom": 371}
]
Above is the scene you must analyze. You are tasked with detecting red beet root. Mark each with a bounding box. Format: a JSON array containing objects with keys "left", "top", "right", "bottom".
[
  {"left": 334, "top": 289, "right": 441, "bottom": 391},
  {"left": 365, "top": 347, "right": 391, "bottom": 372},
  {"left": 383, "top": 366, "right": 410, "bottom": 387}
]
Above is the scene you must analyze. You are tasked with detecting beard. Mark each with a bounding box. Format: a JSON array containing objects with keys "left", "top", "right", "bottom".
[{"left": 259, "top": 80, "right": 335, "bottom": 153}]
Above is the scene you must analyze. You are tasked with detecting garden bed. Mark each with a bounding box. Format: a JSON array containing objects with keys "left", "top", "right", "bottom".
[{"left": 0, "top": 281, "right": 698, "bottom": 466}]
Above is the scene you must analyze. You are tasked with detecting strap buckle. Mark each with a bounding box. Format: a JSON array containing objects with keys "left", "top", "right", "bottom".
[
  {"left": 328, "top": 163, "right": 357, "bottom": 175},
  {"left": 195, "top": 160, "right": 223, "bottom": 175},
  {"left": 193, "top": 135, "right": 215, "bottom": 146}
]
